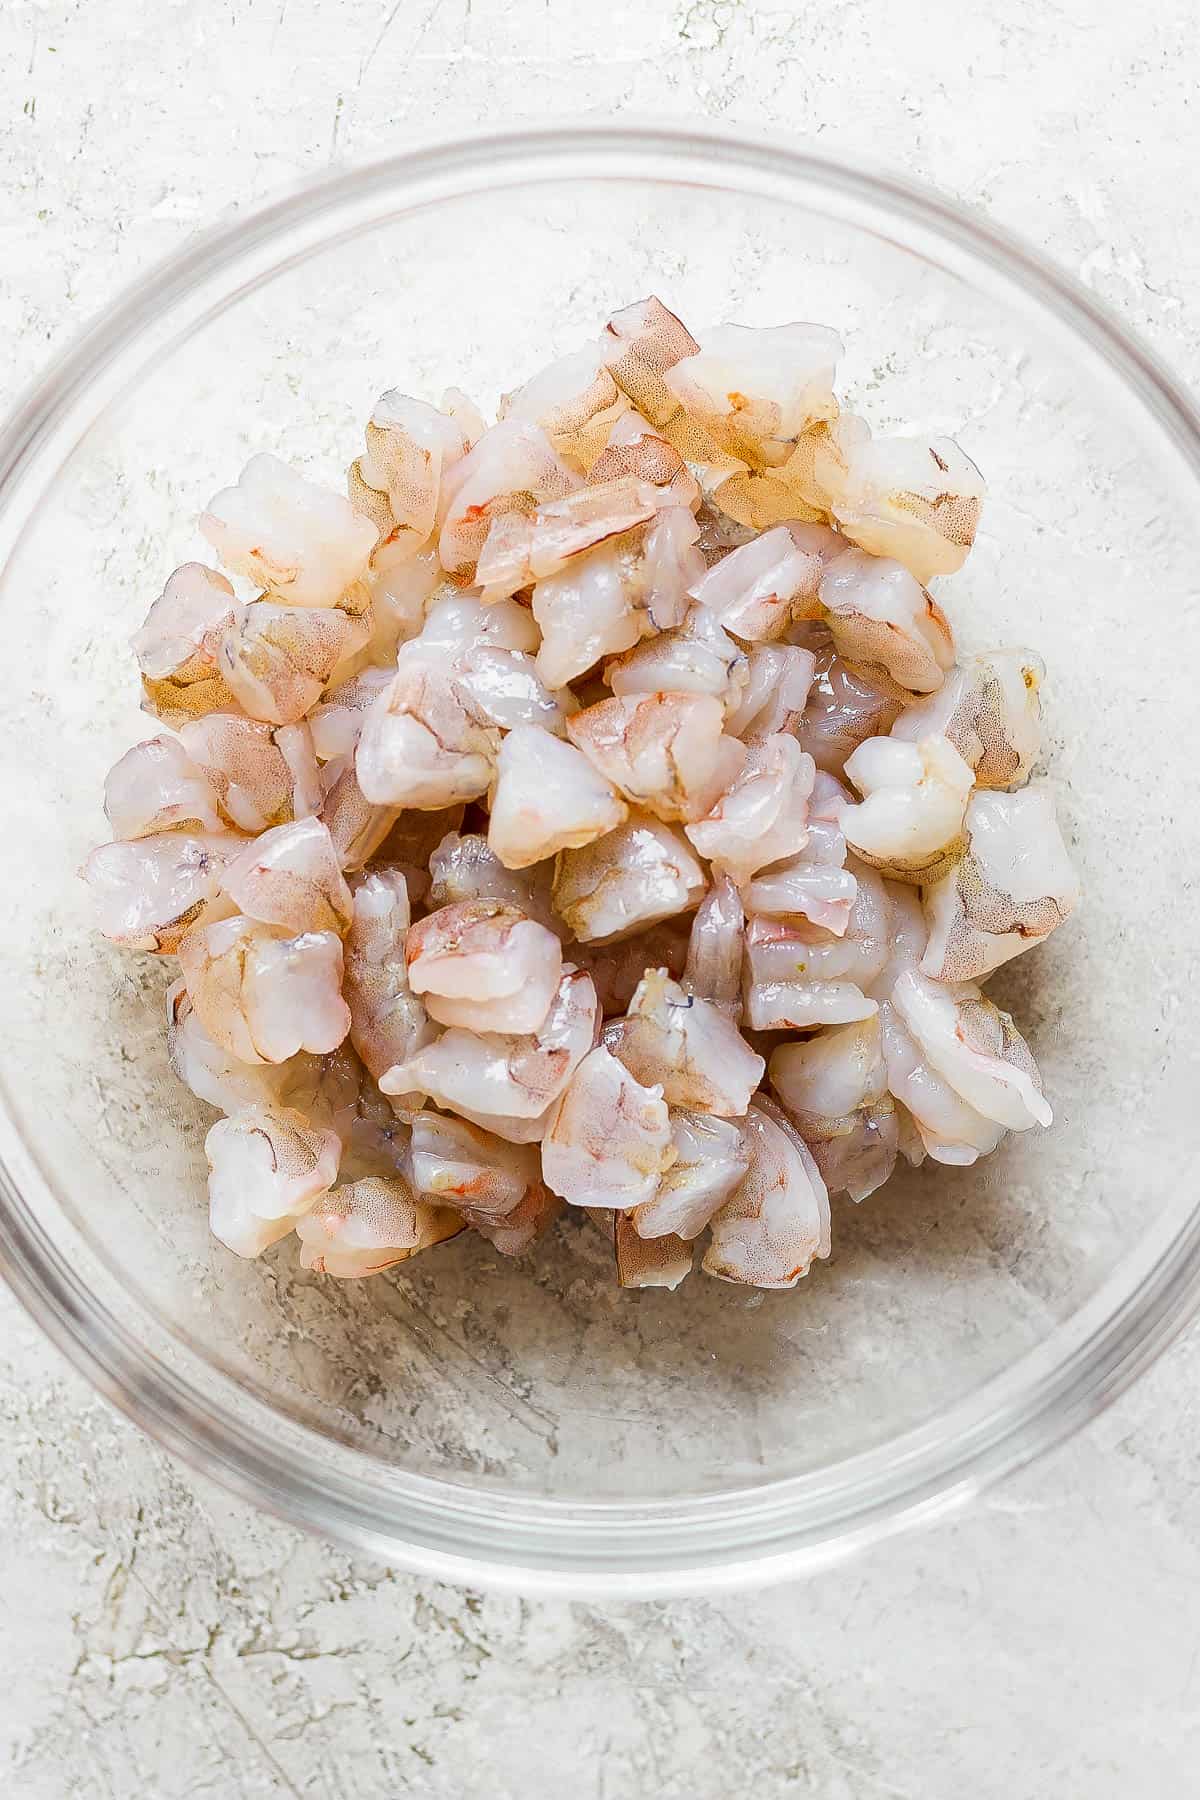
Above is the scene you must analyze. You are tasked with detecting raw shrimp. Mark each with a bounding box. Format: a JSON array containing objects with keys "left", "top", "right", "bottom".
[
  {"left": 220, "top": 817, "right": 353, "bottom": 935},
  {"left": 103, "top": 736, "right": 224, "bottom": 840},
  {"left": 428, "top": 831, "right": 559, "bottom": 932},
  {"left": 725, "top": 643, "right": 816, "bottom": 742},
  {"left": 663, "top": 322, "right": 842, "bottom": 465},
  {"left": 475, "top": 477, "right": 660, "bottom": 603},
  {"left": 769, "top": 1015, "right": 899, "bottom": 1202},
  {"left": 486, "top": 725, "right": 626, "bottom": 871},
  {"left": 687, "top": 526, "right": 822, "bottom": 644},
  {"left": 343, "top": 869, "right": 436, "bottom": 1083},
  {"left": 219, "top": 599, "right": 372, "bottom": 726},
  {"left": 355, "top": 645, "right": 499, "bottom": 811},
  {"left": 540, "top": 1045, "right": 674, "bottom": 1208},
  {"left": 605, "top": 968, "right": 764, "bottom": 1117},
  {"left": 179, "top": 714, "right": 312, "bottom": 834},
  {"left": 742, "top": 862, "right": 891, "bottom": 1030},
  {"left": 819, "top": 549, "right": 954, "bottom": 694},
  {"left": 702, "top": 1100, "right": 831, "bottom": 1289},
  {"left": 206, "top": 1103, "right": 341, "bottom": 1259},
  {"left": 799, "top": 635, "right": 902, "bottom": 775},
  {"left": 347, "top": 391, "right": 470, "bottom": 552},
  {"left": 83, "top": 831, "right": 236, "bottom": 953},
  {"left": 297, "top": 1176, "right": 462, "bottom": 1277},
  {"left": 437, "top": 418, "right": 580, "bottom": 578},
  {"left": 921, "top": 786, "right": 1079, "bottom": 982},
  {"left": 682, "top": 873, "right": 745, "bottom": 1019},
  {"left": 201, "top": 453, "right": 376, "bottom": 607},
  {"left": 840, "top": 734, "right": 975, "bottom": 883},
  {"left": 604, "top": 603, "right": 749, "bottom": 711},
  {"left": 408, "top": 1111, "right": 540, "bottom": 1220},
  {"left": 404, "top": 900, "right": 563, "bottom": 1034},
  {"left": 890, "top": 649, "right": 1045, "bottom": 789},
  {"left": 552, "top": 813, "right": 706, "bottom": 943},
  {"left": 178, "top": 914, "right": 350, "bottom": 1064},
  {"left": 684, "top": 734, "right": 814, "bottom": 885},
  {"left": 565, "top": 692, "right": 731, "bottom": 824},
  {"left": 825, "top": 431, "right": 986, "bottom": 585},
  {"left": 629, "top": 1110, "right": 749, "bottom": 1241},
  {"left": 132, "top": 563, "right": 241, "bottom": 722}
]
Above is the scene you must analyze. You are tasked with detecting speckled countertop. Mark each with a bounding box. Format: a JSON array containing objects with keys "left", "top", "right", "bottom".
[{"left": 3, "top": 3, "right": 1200, "bottom": 1794}]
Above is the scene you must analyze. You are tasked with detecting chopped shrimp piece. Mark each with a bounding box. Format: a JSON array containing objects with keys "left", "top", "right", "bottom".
[
  {"left": 219, "top": 599, "right": 372, "bottom": 725},
  {"left": 355, "top": 644, "right": 499, "bottom": 810},
  {"left": 589, "top": 415, "right": 700, "bottom": 511},
  {"left": 82, "top": 831, "right": 236, "bottom": 953},
  {"left": 365, "top": 540, "right": 442, "bottom": 662},
  {"left": 684, "top": 733, "right": 814, "bottom": 884},
  {"left": 630, "top": 1110, "right": 749, "bottom": 1240},
  {"left": 405, "top": 900, "right": 563, "bottom": 1034},
  {"left": 347, "top": 392, "right": 470, "bottom": 552},
  {"left": 308, "top": 666, "right": 395, "bottom": 762},
  {"left": 890, "top": 649, "right": 1045, "bottom": 789},
  {"left": 471, "top": 1183, "right": 562, "bottom": 1256},
  {"left": 179, "top": 914, "right": 350, "bottom": 1064},
  {"left": 663, "top": 322, "right": 842, "bottom": 465},
  {"left": 541, "top": 1045, "right": 674, "bottom": 1208},
  {"left": 297, "top": 1176, "right": 462, "bottom": 1277},
  {"left": 769, "top": 1015, "right": 898, "bottom": 1202},
  {"left": 452, "top": 646, "right": 576, "bottom": 736},
  {"left": 840, "top": 733, "right": 975, "bottom": 883},
  {"left": 487, "top": 725, "right": 626, "bottom": 869},
  {"left": 475, "top": 477, "right": 660, "bottom": 603},
  {"left": 634, "top": 505, "right": 708, "bottom": 632},
  {"left": 725, "top": 643, "right": 816, "bottom": 742},
  {"left": 532, "top": 538, "right": 650, "bottom": 690},
  {"left": 921, "top": 786, "right": 1079, "bottom": 982},
  {"left": 201, "top": 453, "right": 376, "bottom": 606},
  {"left": 343, "top": 868, "right": 435, "bottom": 1082},
  {"left": 179, "top": 714, "right": 306, "bottom": 833},
  {"left": 553, "top": 813, "right": 705, "bottom": 943},
  {"left": 500, "top": 343, "right": 627, "bottom": 469},
  {"left": 167, "top": 978, "right": 304, "bottom": 1115},
  {"left": 132, "top": 563, "right": 240, "bottom": 722},
  {"left": 103, "top": 736, "right": 223, "bottom": 839},
  {"left": 598, "top": 1213, "right": 692, "bottom": 1290},
  {"left": 380, "top": 967, "right": 599, "bottom": 1133},
  {"left": 565, "top": 692, "right": 729, "bottom": 824},
  {"left": 408, "top": 1111, "right": 539, "bottom": 1220},
  {"left": 437, "top": 419, "right": 580, "bottom": 578},
  {"left": 206, "top": 1103, "right": 341, "bottom": 1259},
  {"left": 687, "top": 525, "right": 822, "bottom": 643},
  {"left": 702, "top": 1099, "right": 831, "bottom": 1289},
  {"left": 742, "top": 863, "right": 891, "bottom": 1030},
  {"left": 318, "top": 759, "right": 401, "bottom": 871},
  {"left": 741, "top": 773, "right": 856, "bottom": 933},
  {"left": 819, "top": 549, "right": 955, "bottom": 694},
  {"left": 682, "top": 873, "right": 745, "bottom": 1019},
  {"left": 600, "top": 296, "right": 701, "bottom": 430},
  {"left": 799, "top": 635, "right": 902, "bottom": 775},
  {"left": 605, "top": 603, "right": 749, "bottom": 712},
  {"left": 427, "top": 831, "right": 559, "bottom": 933},
  {"left": 606, "top": 968, "right": 764, "bottom": 1116},
  {"left": 826, "top": 431, "right": 986, "bottom": 584},
  {"left": 220, "top": 817, "right": 353, "bottom": 935},
  {"left": 891, "top": 967, "right": 1051, "bottom": 1133},
  {"left": 876, "top": 1000, "right": 1004, "bottom": 1166}
]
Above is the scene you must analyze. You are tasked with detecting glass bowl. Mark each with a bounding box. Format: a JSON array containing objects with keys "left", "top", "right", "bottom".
[{"left": 1, "top": 122, "right": 1198, "bottom": 1598}]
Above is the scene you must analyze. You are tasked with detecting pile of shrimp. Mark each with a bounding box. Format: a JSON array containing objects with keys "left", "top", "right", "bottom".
[{"left": 84, "top": 296, "right": 1078, "bottom": 1290}]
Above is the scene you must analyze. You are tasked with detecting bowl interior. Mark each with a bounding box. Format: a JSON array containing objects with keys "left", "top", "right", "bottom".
[{"left": 1, "top": 146, "right": 1197, "bottom": 1542}]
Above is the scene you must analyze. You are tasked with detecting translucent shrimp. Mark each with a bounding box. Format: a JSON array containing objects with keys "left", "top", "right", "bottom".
[
  {"left": 317, "top": 760, "right": 402, "bottom": 872},
  {"left": 201, "top": 453, "right": 376, "bottom": 607},
  {"left": 799, "top": 634, "right": 902, "bottom": 776},
  {"left": 682, "top": 873, "right": 745, "bottom": 1019},
  {"left": 552, "top": 813, "right": 706, "bottom": 943},
  {"left": 604, "top": 603, "right": 749, "bottom": 712},
  {"left": 178, "top": 914, "right": 350, "bottom": 1064},
  {"left": 342, "top": 869, "right": 436, "bottom": 1083},
  {"left": 408, "top": 1111, "right": 540, "bottom": 1221},
  {"left": 437, "top": 418, "right": 580, "bottom": 578},
  {"left": 365, "top": 542, "right": 442, "bottom": 662},
  {"left": 565, "top": 692, "right": 731, "bottom": 824},
  {"left": 687, "top": 525, "right": 823, "bottom": 644},
  {"left": 742, "top": 862, "right": 891, "bottom": 1030},
  {"left": 663, "top": 322, "right": 842, "bottom": 465},
  {"left": 499, "top": 343, "right": 627, "bottom": 469},
  {"left": 487, "top": 724, "right": 627, "bottom": 870},
  {"left": 768, "top": 1015, "right": 898, "bottom": 1203},
  {"left": 452, "top": 646, "right": 576, "bottom": 736},
  {"left": 470, "top": 1182, "right": 561, "bottom": 1257},
  {"left": 890, "top": 649, "right": 1046, "bottom": 790},
  {"left": 891, "top": 968, "right": 1052, "bottom": 1134},
  {"left": 428, "top": 831, "right": 559, "bottom": 933},
  {"left": 921, "top": 786, "right": 1079, "bottom": 982},
  {"left": 740, "top": 771, "right": 857, "bottom": 935},
  {"left": 220, "top": 817, "right": 353, "bottom": 935},
  {"left": 82, "top": 831, "right": 236, "bottom": 954},
  {"left": 605, "top": 968, "right": 765, "bottom": 1117},
  {"left": 167, "top": 978, "right": 303, "bottom": 1116},
  {"left": 540, "top": 1045, "right": 674, "bottom": 1209},
  {"left": 355, "top": 643, "right": 500, "bottom": 810},
  {"left": 404, "top": 900, "right": 563, "bottom": 1034},
  {"left": 839, "top": 734, "right": 975, "bottom": 884},
  {"left": 724, "top": 643, "right": 816, "bottom": 743},
  {"left": 379, "top": 966, "right": 599, "bottom": 1140},
  {"left": 103, "top": 736, "right": 224, "bottom": 840},
  {"left": 629, "top": 1110, "right": 749, "bottom": 1241},
  {"left": 825, "top": 430, "right": 986, "bottom": 584},
  {"left": 308, "top": 666, "right": 396, "bottom": 762},
  {"left": 347, "top": 391, "right": 471, "bottom": 553},
  {"left": 702, "top": 1099, "right": 831, "bottom": 1290},
  {"left": 600, "top": 1213, "right": 693, "bottom": 1290},
  {"left": 819, "top": 549, "right": 955, "bottom": 694},
  {"left": 684, "top": 734, "right": 814, "bottom": 885},
  {"left": 131, "top": 563, "right": 240, "bottom": 723},
  {"left": 475, "top": 477, "right": 659, "bottom": 603},
  {"left": 296, "top": 1176, "right": 462, "bottom": 1278},
  {"left": 179, "top": 714, "right": 316, "bottom": 834},
  {"left": 876, "top": 1000, "right": 1005, "bottom": 1167},
  {"left": 206, "top": 1103, "right": 341, "bottom": 1259},
  {"left": 218, "top": 599, "right": 372, "bottom": 725},
  {"left": 531, "top": 536, "right": 653, "bottom": 691}
]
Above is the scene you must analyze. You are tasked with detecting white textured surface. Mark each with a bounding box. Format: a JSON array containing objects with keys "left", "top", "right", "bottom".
[{"left": 3, "top": 3, "right": 1200, "bottom": 1793}]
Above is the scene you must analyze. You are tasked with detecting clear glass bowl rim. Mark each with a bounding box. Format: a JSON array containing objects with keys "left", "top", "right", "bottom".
[{"left": 1, "top": 119, "right": 1198, "bottom": 1597}]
